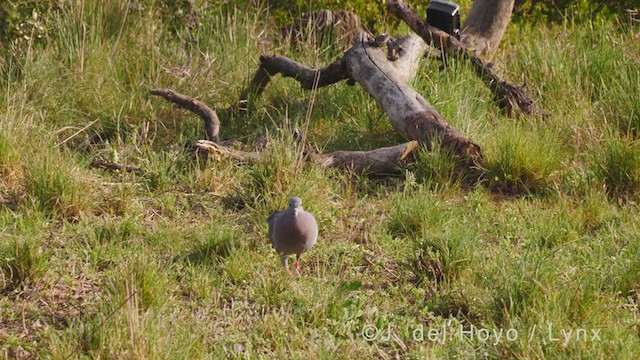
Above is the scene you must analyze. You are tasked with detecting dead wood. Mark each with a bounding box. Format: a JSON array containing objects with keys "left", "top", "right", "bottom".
[
  {"left": 153, "top": 3, "right": 527, "bottom": 174},
  {"left": 233, "top": 32, "right": 483, "bottom": 166},
  {"left": 232, "top": 56, "right": 349, "bottom": 113},
  {"left": 150, "top": 88, "right": 221, "bottom": 143},
  {"left": 149, "top": 89, "right": 419, "bottom": 175},
  {"left": 191, "top": 139, "right": 419, "bottom": 175},
  {"left": 311, "top": 141, "right": 419, "bottom": 174},
  {"left": 387, "top": 0, "right": 539, "bottom": 116},
  {"left": 191, "top": 140, "right": 261, "bottom": 163},
  {"left": 344, "top": 33, "right": 483, "bottom": 166}
]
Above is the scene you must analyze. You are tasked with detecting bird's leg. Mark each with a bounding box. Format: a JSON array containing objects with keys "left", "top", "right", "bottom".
[
  {"left": 280, "top": 255, "right": 291, "bottom": 275},
  {"left": 294, "top": 255, "right": 301, "bottom": 276}
]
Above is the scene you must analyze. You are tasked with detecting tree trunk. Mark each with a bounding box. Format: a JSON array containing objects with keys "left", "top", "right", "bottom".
[{"left": 461, "top": 0, "right": 515, "bottom": 61}]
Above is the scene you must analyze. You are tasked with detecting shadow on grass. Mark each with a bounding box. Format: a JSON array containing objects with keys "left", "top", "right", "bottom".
[{"left": 176, "top": 229, "right": 241, "bottom": 266}]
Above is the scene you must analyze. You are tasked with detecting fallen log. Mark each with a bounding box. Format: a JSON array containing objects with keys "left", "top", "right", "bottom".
[
  {"left": 191, "top": 139, "right": 419, "bottom": 175},
  {"left": 311, "top": 141, "right": 419, "bottom": 174},
  {"left": 344, "top": 33, "right": 483, "bottom": 165},
  {"left": 234, "top": 32, "right": 483, "bottom": 166}
]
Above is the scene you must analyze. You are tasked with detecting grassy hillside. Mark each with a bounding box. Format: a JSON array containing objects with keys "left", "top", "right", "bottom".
[{"left": 1, "top": 1, "right": 639, "bottom": 358}]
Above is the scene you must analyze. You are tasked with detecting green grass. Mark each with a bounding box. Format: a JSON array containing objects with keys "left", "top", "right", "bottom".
[
  {"left": 0, "top": 236, "right": 47, "bottom": 294},
  {"left": 588, "top": 132, "right": 640, "bottom": 199},
  {"left": 1, "top": 1, "right": 640, "bottom": 358}
]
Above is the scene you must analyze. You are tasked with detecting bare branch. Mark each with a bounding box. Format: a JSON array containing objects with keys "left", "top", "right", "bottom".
[
  {"left": 311, "top": 141, "right": 420, "bottom": 174},
  {"left": 191, "top": 140, "right": 261, "bottom": 163},
  {"left": 191, "top": 140, "right": 419, "bottom": 175},
  {"left": 227, "top": 32, "right": 482, "bottom": 167},
  {"left": 150, "top": 88, "right": 221, "bottom": 143},
  {"left": 232, "top": 56, "right": 349, "bottom": 112},
  {"left": 345, "top": 34, "right": 483, "bottom": 166}
]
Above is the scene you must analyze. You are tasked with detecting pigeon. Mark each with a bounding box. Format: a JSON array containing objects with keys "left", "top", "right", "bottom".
[{"left": 267, "top": 197, "right": 318, "bottom": 276}]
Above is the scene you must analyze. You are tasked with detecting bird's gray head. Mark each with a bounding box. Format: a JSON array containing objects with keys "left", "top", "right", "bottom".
[{"left": 288, "top": 197, "right": 302, "bottom": 209}]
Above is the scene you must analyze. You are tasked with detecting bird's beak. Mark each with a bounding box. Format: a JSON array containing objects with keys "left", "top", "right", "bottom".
[{"left": 293, "top": 208, "right": 299, "bottom": 216}]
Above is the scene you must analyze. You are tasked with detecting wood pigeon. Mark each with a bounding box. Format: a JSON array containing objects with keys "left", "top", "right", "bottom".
[{"left": 267, "top": 197, "right": 318, "bottom": 275}]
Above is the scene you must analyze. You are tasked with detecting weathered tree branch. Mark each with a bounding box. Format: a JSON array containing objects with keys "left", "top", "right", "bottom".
[
  {"left": 387, "top": 0, "right": 539, "bottom": 116},
  {"left": 345, "top": 33, "right": 483, "bottom": 165},
  {"left": 150, "top": 88, "right": 221, "bottom": 143},
  {"left": 311, "top": 141, "right": 419, "bottom": 174},
  {"left": 191, "top": 139, "right": 419, "bottom": 175},
  {"left": 191, "top": 140, "right": 261, "bottom": 162},
  {"left": 232, "top": 56, "right": 349, "bottom": 112}
]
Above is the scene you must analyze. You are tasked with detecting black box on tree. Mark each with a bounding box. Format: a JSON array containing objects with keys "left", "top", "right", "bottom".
[{"left": 426, "top": 0, "right": 461, "bottom": 39}]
